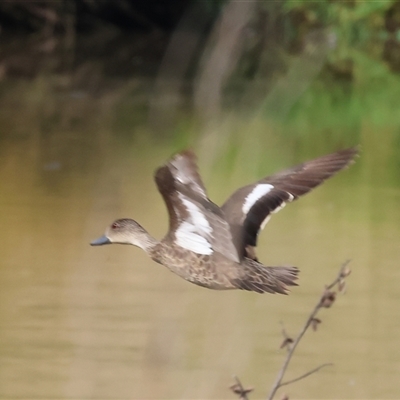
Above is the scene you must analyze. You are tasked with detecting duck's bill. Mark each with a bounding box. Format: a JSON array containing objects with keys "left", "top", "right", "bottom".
[{"left": 90, "top": 235, "right": 111, "bottom": 246}]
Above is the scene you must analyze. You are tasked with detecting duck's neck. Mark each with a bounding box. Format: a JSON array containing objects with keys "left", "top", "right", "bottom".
[{"left": 132, "top": 230, "right": 159, "bottom": 254}]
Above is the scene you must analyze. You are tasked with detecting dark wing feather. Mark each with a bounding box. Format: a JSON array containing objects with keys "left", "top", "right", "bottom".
[
  {"left": 168, "top": 150, "right": 208, "bottom": 200},
  {"left": 154, "top": 163, "right": 181, "bottom": 233},
  {"left": 222, "top": 147, "right": 358, "bottom": 260}
]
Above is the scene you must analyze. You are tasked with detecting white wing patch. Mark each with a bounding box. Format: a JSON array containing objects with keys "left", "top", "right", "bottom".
[
  {"left": 242, "top": 184, "right": 274, "bottom": 214},
  {"left": 176, "top": 222, "right": 212, "bottom": 254},
  {"left": 175, "top": 194, "right": 213, "bottom": 255},
  {"left": 180, "top": 196, "right": 212, "bottom": 236}
]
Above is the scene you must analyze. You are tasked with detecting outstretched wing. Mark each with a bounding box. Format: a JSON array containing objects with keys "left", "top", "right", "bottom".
[
  {"left": 221, "top": 147, "right": 358, "bottom": 260},
  {"left": 154, "top": 150, "right": 240, "bottom": 262}
]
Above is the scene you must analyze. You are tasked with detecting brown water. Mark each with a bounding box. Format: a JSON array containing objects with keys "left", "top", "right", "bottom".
[{"left": 0, "top": 77, "right": 400, "bottom": 400}]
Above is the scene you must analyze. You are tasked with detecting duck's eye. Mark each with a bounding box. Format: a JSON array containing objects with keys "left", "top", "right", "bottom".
[{"left": 111, "top": 222, "right": 120, "bottom": 230}]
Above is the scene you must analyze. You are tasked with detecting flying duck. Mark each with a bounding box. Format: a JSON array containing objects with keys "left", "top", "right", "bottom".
[{"left": 91, "top": 147, "right": 357, "bottom": 294}]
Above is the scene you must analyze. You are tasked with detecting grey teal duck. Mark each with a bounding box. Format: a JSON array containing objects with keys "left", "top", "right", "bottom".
[{"left": 91, "top": 147, "right": 357, "bottom": 294}]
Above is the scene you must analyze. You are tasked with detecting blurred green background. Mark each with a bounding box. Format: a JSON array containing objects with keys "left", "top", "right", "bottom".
[{"left": 0, "top": 1, "right": 400, "bottom": 399}]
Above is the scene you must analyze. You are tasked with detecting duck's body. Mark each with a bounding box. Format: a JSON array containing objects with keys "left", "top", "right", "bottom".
[
  {"left": 150, "top": 241, "right": 296, "bottom": 292},
  {"left": 91, "top": 148, "right": 357, "bottom": 294}
]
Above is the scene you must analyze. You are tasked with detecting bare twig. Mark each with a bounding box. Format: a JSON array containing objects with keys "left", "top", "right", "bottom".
[
  {"left": 266, "top": 260, "right": 351, "bottom": 400},
  {"left": 280, "top": 363, "right": 333, "bottom": 387},
  {"left": 231, "top": 261, "right": 351, "bottom": 400},
  {"left": 279, "top": 322, "right": 294, "bottom": 350},
  {"left": 230, "top": 376, "right": 254, "bottom": 400}
]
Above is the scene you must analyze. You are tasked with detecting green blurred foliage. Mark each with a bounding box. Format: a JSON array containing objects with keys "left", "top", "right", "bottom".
[{"left": 283, "top": 0, "right": 397, "bottom": 41}]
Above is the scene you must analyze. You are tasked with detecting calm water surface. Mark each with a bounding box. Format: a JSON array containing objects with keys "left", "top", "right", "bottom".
[{"left": 0, "top": 75, "right": 400, "bottom": 400}]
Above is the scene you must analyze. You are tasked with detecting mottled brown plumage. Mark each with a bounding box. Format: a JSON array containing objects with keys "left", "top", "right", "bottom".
[{"left": 91, "top": 147, "right": 357, "bottom": 294}]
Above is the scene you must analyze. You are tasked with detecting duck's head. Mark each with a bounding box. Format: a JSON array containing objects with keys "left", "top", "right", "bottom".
[{"left": 90, "top": 218, "right": 155, "bottom": 250}]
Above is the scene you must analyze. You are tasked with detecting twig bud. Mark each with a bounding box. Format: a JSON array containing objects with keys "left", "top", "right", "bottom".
[
  {"left": 320, "top": 290, "right": 336, "bottom": 308},
  {"left": 230, "top": 377, "right": 253, "bottom": 399},
  {"left": 338, "top": 279, "right": 347, "bottom": 293},
  {"left": 311, "top": 318, "right": 322, "bottom": 331},
  {"left": 280, "top": 337, "right": 294, "bottom": 350}
]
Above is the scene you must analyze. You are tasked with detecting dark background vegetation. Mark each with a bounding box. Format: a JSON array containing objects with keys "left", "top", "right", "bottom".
[{"left": 1, "top": 0, "right": 400, "bottom": 79}]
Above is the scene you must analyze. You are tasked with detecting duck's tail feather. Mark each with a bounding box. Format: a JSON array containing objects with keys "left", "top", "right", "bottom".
[{"left": 233, "top": 260, "right": 299, "bottom": 294}]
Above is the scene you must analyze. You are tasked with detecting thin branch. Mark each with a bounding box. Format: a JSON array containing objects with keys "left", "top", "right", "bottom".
[
  {"left": 280, "top": 363, "right": 333, "bottom": 387},
  {"left": 266, "top": 260, "right": 351, "bottom": 400},
  {"left": 326, "top": 259, "right": 351, "bottom": 291}
]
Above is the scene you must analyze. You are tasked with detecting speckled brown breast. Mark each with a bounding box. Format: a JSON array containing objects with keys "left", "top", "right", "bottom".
[{"left": 149, "top": 242, "right": 238, "bottom": 289}]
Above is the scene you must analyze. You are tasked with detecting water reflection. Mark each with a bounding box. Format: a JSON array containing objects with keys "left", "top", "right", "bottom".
[{"left": 0, "top": 74, "right": 400, "bottom": 399}]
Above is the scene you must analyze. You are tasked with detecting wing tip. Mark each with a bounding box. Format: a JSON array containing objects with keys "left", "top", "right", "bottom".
[
  {"left": 337, "top": 145, "right": 360, "bottom": 164},
  {"left": 171, "top": 148, "right": 197, "bottom": 163}
]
